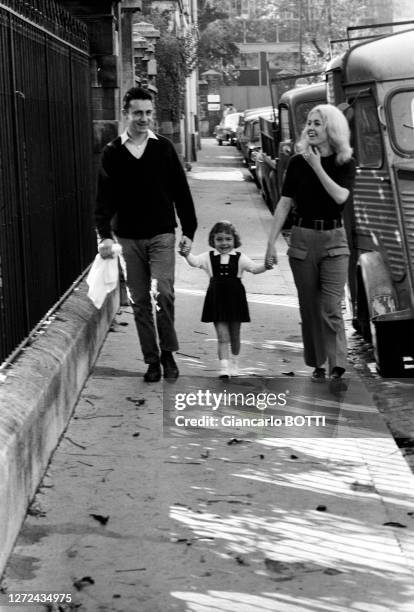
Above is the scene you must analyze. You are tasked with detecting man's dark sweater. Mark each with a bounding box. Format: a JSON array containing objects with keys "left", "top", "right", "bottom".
[{"left": 95, "top": 134, "right": 197, "bottom": 240}]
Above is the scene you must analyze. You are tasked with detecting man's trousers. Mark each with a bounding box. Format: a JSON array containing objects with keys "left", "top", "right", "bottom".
[{"left": 117, "top": 233, "right": 178, "bottom": 364}]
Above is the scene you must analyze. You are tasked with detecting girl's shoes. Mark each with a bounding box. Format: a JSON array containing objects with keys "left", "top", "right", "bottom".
[
  {"left": 219, "top": 359, "right": 229, "bottom": 379},
  {"left": 218, "top": 358, "right": 240, "bottom": 378}
]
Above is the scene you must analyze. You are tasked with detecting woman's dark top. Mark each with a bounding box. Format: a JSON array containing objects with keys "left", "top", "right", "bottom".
[{"left": 281, "top": 153, "right": 356, "bottom": 221}]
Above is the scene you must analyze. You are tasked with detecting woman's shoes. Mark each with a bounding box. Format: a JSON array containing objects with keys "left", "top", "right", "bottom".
[
  {"left": 311, "top": 367, "right": 326, "bottom": 382},
  {"left": 329, "top": 367, "right": 347, "bottom": 392},
  {"left": 311, "top": 366, "right": 348, "bottom": 391}
]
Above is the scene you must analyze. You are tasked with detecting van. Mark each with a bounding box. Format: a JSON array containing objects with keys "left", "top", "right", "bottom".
[
  {"left": 256, "top": 82, "right": 326, "bottom": 212},
  {"left": 326, "top": 25, "right": 414, "bottom": 375}
]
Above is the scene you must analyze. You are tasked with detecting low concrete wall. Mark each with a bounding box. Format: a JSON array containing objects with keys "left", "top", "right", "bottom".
[{"left": 0, "top": 279, "right": 119, "bottom": 575}]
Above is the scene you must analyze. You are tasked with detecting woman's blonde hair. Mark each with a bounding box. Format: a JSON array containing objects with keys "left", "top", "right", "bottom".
[{"left": 297, "top": 104, "right": 353, "bottom": 164}]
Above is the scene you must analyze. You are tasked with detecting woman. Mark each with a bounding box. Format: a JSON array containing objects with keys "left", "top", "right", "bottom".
[{"left": 265, "top": 104, "right": 356, "bottom": 389}]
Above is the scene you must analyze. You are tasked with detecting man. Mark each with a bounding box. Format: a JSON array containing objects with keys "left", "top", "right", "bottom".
[{"left": 95, "top": 86, "right": 197, "bottom": 382}]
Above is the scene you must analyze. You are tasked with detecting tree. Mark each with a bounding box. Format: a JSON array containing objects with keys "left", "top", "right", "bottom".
[
  {"left": 141, "top": 10, "right": 196, "bottom": 123},
  {"left": 198, "top": 0, "right": 229, "bottom": 31},
  {"left": 198, "top": 0, "right": 377, "bottom": 73},
  {"left": 198, "top": 20, "right": 240, "bottom": 80}
]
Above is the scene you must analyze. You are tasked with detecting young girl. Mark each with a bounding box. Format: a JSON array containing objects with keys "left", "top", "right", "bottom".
[{"left": 181, "top": 220, "right": 271, "bottom": 378}]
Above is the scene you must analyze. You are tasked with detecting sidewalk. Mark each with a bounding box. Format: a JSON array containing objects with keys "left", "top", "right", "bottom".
[{"left": 2, "top": 140, "right": 414, "bottom": 612}]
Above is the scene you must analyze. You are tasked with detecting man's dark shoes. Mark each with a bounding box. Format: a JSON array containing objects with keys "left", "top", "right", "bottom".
[
  {"left": 329, "top": 367, "right": 347, "bottom": 393},
  {"left": 144, "top": 361, "right": 161, "bottom": 383},
  {"left": 161, "top": 350, "right": 179, "bottom": 379},
  {"left": 311, "top": 367, "right": 326, "bottom": 383}
]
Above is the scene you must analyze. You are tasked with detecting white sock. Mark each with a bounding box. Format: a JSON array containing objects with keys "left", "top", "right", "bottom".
[
  {"left": 219, "top": 359, "right": 229, "bottom": 377},
  {"left": 230, "top": 355, "right": 239, "bottom": 375}
]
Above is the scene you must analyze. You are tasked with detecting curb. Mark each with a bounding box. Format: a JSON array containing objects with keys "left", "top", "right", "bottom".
[{"left": 0, "top": 279, "right": 119, "bottom": 575}]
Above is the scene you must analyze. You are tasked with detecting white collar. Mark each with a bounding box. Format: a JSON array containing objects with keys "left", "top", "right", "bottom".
[
  {"left": 213, "top": 249, "right": 237, "bottom": 256},
  {"left": 120, "top": 129, "right": 158, "bottom": 145}
]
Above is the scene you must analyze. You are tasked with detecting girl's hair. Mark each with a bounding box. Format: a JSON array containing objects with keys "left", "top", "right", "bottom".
[
  {"left": 296, "top": 104, "right": 353, "bottom": 164},
  {"left": 208, "top": 221, "right": 241, "bottom": 248}
]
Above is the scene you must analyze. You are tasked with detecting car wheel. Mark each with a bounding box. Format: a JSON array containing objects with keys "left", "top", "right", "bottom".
[{"left": 372, "top": 322, "right": 404, "bottom": 376}]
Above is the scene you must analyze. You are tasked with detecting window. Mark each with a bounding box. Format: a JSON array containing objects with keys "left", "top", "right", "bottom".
[
  {"left": 251, "top": 121, "right": 260, "bottom": 143},
  {"left": 279, "top": 107, "right": 290, "bottom": 141},
  {"left": 240, "top": 52, "right": 259, "bottom": 69},
  {"left": 354, "top": 96, "right": 383, "bottom": 168},
  {"left": 387, "top": 89, "right": 414, "bottom": 155}
]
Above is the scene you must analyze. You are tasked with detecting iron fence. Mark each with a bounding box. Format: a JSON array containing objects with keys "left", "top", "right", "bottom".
[{"left": 0, "top": 0, "right": 96, "bottom": 363}]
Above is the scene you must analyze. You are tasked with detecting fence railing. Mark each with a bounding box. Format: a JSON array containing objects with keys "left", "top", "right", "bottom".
[
  {"left": 0, "top": 0, "right": 96, "bottom": 364},
  {"left": 1, "top": 0, "right": 88, "bottom": 49}
]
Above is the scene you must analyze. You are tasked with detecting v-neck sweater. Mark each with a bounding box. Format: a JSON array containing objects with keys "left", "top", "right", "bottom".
[{"left": 95, "top": 134, "right": 197, "bottom": 240}]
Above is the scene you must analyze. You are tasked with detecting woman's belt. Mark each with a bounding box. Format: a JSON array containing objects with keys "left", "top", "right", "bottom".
[{"left": 294, "top": 217, "right": 342, "bottom": 230}]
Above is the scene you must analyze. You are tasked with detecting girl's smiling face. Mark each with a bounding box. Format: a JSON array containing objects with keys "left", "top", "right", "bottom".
[{"left": 213, "top": 232, "right": 235, "bottom": 254}]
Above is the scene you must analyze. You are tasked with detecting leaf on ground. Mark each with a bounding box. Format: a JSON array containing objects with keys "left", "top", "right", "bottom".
[
  {"left": 350, "top": 481, "right": 377, "bottom": 493},
  {"left": 264, "top": 559, "right": 289, "bottom": 573},
  {"left": 126, "top": 396, "right": 146, "bottom": 406},
  {"left": 323, "top": 568, "right": 342, "bottom": 575},
  {"left": 90, "top": 513, "right": 109, "bottom": 525},
  {"left": 383, "top": 521, "right": 406, "bottom": 528},
  {"left": 73, "top": 576, "right": 95, "bottom": 590},
  {"left": 235, "top": 555, "right": 249, "bottom": 565}
]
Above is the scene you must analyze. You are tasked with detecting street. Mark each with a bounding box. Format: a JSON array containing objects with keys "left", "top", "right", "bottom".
[{"left": 1, "top": 140, "right": 414, "bottom": 612}]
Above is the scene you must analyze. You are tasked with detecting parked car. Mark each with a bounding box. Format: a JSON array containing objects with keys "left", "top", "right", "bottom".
[
  {"left": 237, "top": 107, "right": 276, "bottom": 180},
  {"left": 235, "top": 105, "right": 274, "bottom": 150},
  {"left": 214, "top": 112, "right": 242, "bottom": 145}
]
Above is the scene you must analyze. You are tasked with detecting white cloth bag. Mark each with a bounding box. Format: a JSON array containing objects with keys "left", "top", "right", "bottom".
[{"left": 86, "top": 243, "right": 122, "bottom": 309}]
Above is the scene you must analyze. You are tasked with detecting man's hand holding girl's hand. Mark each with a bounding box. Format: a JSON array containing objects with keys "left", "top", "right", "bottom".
[{"left": 178, "top": 235, "right": 192, "bottom": 257}]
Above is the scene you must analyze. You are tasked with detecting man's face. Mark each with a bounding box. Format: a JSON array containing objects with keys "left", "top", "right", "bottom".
[{"left": 124, "top": 99, "right": 154, "bottom": 138}]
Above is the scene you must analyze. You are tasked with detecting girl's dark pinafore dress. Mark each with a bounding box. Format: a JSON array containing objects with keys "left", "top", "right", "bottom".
[{"left": 201, "top": 251, "right": 250, "bottom": 322}]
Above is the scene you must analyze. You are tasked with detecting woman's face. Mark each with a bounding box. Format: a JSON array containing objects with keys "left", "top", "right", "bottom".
[
  {"left": 305, "top": 111, "right": 328, "bottom": 148},
  {"left": 213, "top": 232, "right": 235, "bottom": 254}
]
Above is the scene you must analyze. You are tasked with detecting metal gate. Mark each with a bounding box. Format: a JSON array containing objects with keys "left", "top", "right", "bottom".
[{"left": 0, "top": 0, "right": 96, "bottom": 363}]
